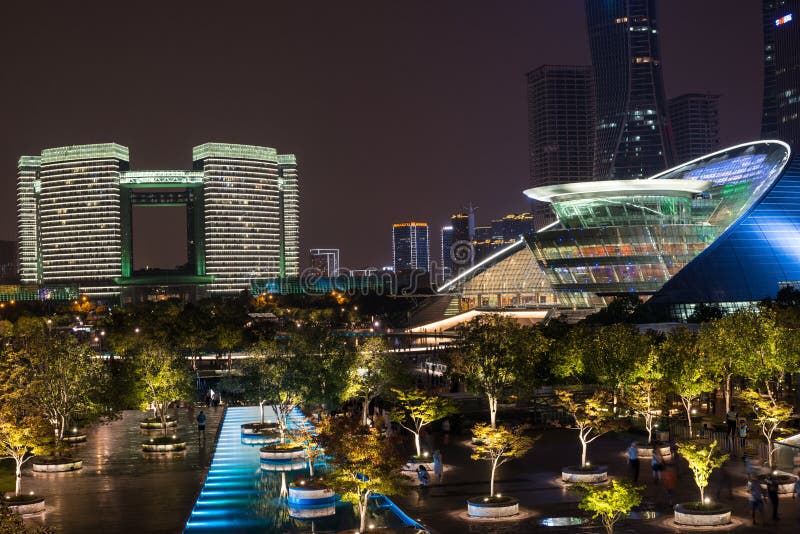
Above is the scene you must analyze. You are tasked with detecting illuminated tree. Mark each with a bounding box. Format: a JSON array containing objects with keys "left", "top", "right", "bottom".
[
  {"left": 577, "top": 480, "right": 642, "bottom": 534},
  {"left": 133, "top": 344, "right": 193, "bottom": 437},
  {"left": 453, "top": 315, "right": 548, "bottom": 428},
  {"left": 287, "top": 420, "right": 324, "bottom": 479},
  {"left": 343, "top": 337, "right": 401, "bottom": 426},
  {"left": 678, "top": 440, "right": 728, "bottom": 505},
  {"left": 317, "top": 415, "right": 406, "bottom": 533},
  {"left": 0, "top": 420, "right": 43, "bottom": 495},
  {"left": 740, "top": 389, "right": 795, "bottom": 468},
  {"left": 391, "top": 388, "right": 457, "bottom": 457},
  {"left": 556, "top": 390, "right": 615, "bottom": 468},
  {"left": 471, "top": 423, "right": 535, "bottom": 497},
  {"left": 623, "top": 350, "right": 665, "bottom": 444}
]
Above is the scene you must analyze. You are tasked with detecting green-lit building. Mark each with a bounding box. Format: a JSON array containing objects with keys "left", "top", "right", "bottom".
[{"left": 17, "top": 143, "right": 299, "bottom": 302}]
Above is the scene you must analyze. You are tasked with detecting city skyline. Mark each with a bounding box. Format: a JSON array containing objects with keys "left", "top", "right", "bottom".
[{"left": 0, "top": 1, "right": 765, "bottom": 269}]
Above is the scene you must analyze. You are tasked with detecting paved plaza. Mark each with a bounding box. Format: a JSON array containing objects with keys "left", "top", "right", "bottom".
[{"left": 15, "top": 404, "right": 800, "bottom": 533}]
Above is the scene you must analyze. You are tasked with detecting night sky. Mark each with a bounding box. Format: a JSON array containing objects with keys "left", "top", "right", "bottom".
[{"left": 0, "top": 1, "right": 762, "bottom": 271}]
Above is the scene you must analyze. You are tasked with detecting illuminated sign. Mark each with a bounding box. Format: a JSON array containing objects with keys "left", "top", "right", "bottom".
[{"left": 775, "top": 13, "right": 793, "bottom": 26}]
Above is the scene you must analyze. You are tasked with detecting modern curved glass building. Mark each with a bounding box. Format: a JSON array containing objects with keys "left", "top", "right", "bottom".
[
  {"left": 524, "top": 140, "right": 796, "bottom": 317},
  {"left": 17, "top": 143, "right": 299, "bottom": 300}
]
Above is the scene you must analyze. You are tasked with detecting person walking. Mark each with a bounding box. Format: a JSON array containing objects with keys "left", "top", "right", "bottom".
[
  {"left": 626, "top": 441, "right": 640, "bottom": 482},
  {"left": 651, "top": 444, "right": 664, "bottom": 483},
  {"left": 417, "top": 465, "right": 430, "bottom": 487},
  {"left": 661, "top": 465, "right": 677, "bottom": 505},
  {"left": 738, "top": 419, "right": 749, "bottom": 449},
  {"left": 766, "top": 475, "right": 780, "bottom": 520},
  {"left": 432, "top": 449, "right": 443, "bottom": 484},
  {"left": 748, "top": 475, "right": 765, "bottom": 525},
  {"left": 197, "top": 410, "right": 206, "bottom": 438},
  {"left": 725, "top": 408, "right": 737, "bottom": 438}
]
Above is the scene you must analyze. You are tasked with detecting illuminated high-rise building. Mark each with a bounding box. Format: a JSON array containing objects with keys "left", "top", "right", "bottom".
[
  {"left": 586, "top": 0, "right": 673, "bottom": 178},
  {"left": 440, "top": 225, "right": 454, "bottom": 282},
  {"left": 18, "top": 142, "right": 299, "bottom": 300},
  {"left": 392, "top": 222, "right": 429, "bottom": 272},
  {"left": 762, "top": 1, "right": 800, "bottom": 150}
]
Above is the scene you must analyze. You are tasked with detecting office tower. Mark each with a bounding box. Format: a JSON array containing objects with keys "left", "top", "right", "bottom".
[
  {"left": 527, "top": 65, "right": 595, "bottom": 229},
  {"left": 309, "top": 248, "right": 340, "bottom": 277},
  {"left": 669, "top": 93, "right": 721, "bottom": 163},
  {"left": 440, "top": 225, "right": 454, "bottom": 281},
  {"left": 585, "top": 0, "right": 673, "bottom": 179},
  {"left": 18, "top": 142, "right": 299, "bottom": 298},
  {"left": 763, "top": 1, "right": 800, "bottom": 149},
  {"left": 392, "top": 222, "right": 429, "bottom": 272},
  {"left": 491, "top": 213, "right": 534, "bottom": 241},
  {"left": 450, "top": 208, "right": 475, "bottom": 273}
]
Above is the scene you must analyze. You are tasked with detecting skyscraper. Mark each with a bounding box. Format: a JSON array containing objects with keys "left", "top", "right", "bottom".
[
  {"left": 668, "top": 93, "right": 721, "bottom": 164},
  {"left": 18, "top": 143, "right": 299, "bottom": 298},
  {"left": 392, "top": 222, "right": 429, "bottom": 272},
  {"left": 585, "top": 0, "right": 673, "bottom": 179},
  {"left": 762, "top": 1, "right": 800, "bottom": 150},
  {"left": 309, "top": 248, "right": 340, "bottom": 277},
  {"left": 526, "top": 65, "right": 595, "bottom": 229},
  {"left": 440, "top": 225, "right": 454, "bottom": 282}
]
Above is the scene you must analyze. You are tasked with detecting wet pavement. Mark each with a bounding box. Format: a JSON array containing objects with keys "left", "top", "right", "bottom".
[{"left": 23, "top": 405, "right": 224, "bottom": 534}]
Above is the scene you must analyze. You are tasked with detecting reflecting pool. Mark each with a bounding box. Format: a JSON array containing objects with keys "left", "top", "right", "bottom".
[{"left": 184, "top": 406, "right": 426, "bottom": 533}]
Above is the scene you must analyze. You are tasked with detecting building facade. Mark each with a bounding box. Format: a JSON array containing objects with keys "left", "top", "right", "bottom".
[
  {"left": 585, "top": 0, "right": 673, "bottom": 179},
  {"left": 526, "top": 65, "right": 595, "bottom": 229},
  {"left": 439, "top": 225, "right": 454, "bottom": 282},
  {"left": 669, "top": 93, "right": 721, "bottom": 164},
  {"left": 18, "top": 143, "right": 299, "bottom": 299},
  {"left": 762, "top": 0, "right": 800, "bottom": 151},
  {"left": 309, "top": 248, "right": 340, "bottom": 277},
  {"left": 392, "top": 222, "right": 429, "bottom": 272}
]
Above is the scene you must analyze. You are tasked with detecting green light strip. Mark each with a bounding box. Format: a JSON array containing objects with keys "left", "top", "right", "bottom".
[{"left": 41, "top": 143, "right": 129, "bottom": 164}]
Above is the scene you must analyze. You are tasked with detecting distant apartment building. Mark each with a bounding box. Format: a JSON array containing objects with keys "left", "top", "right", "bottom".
[
  {"left": 309, "top": 248, "right": 340, "bottom": 277},
  {"left": 392, "top": 222, "right": 430, "bottom": 272},
  {"left": 669, "top": 93, "right": 721, "bottom": 163}
]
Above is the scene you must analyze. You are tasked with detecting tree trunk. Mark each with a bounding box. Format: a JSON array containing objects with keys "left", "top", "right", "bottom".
[
  {"left": 581, "top": 437, "right": 588, "bottom": 467},
  {"left": 488, "top": 395, "right": 497, "bottom": 429},
  {"left": 490, "top": 460, "right": 497, "bottom": 496},
  {"left": 414, "top": 432, "right": 421, "bottom": 457},
  {"left": 259, "top": 400, "right": 265, "bottom": 424},
  {"left": 362, "top": 397, "right": 369, "bottom": 426},
  {"left": 360, "top": 490, "right": 372, "bottom": 533},
  {"left": 645, "top": 414, "right": 653, "bottom": 444},
  {"left": 699, "top": 485, "right": 704, "bottom": 505},
  {"left": 724, "top": 375, "right": 731, "bottom": 414},
  {"left": 15, "top": 461, "right": 22, "bottom": 495},
  {"left": 308, "top": 456, "right": 314, "bottom": 478}
]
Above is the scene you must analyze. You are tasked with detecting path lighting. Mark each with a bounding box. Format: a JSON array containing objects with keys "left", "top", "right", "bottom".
[
  {"left": 135, "top": 328, "right": 140, "bottom": 334},
  {"left": 704, "top": 497, "right": 711, "bottom": 504}
]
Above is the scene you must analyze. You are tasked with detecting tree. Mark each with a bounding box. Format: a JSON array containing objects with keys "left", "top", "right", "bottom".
[
  {"left": 391, "top": 389, "right": 457, "bottom": 457},
  {"left": 623, "top": 349, "right": 665, "bottom": 444},
  {"left": 660, "top": 327, "right": 714, "bottom": 438},
  {"left": 251, "top": 341, "right": 308, "bottom": 441},
  {"left": 678, "top": 440, "right": 728, "bottom": 505},
  {"left": 132, "top": 344, "right": 193, "bottom": 437},
  {"left": 453, "top": 315, "right": 548, "bottom": 428},
  {"left": 1, "top": 331, "right": 109, "bottom": 453},
  {"left": 555, "top": 390, "right": 615, "bottom": 468},
  {"left": 343, "top": 337, "right": 402, "bottom": 426},
  {"left": 0, "top": 420, "right": 43, "bottom": 495},
  {"left": 739, "top": 389, "right": 794, "bottom": 468},
  {"left": 317, "top": 415, "right": 406, "bottom": 533},
  {"left": 471, "top": 423, "right": 535, "bottom": 497},
  {"left": 577, "top": 480, "right": 642, "bottom": 534},
  {"left": 291, "top": 328, "right": 356, "bottom": 415},
  {"left": 287, "top": 419, "right": 324, "bottom": 479}
]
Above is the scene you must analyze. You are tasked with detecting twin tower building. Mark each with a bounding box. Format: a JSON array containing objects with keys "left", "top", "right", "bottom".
[{"left": 17, "top": 143, "right": 299, "bottom": 301}]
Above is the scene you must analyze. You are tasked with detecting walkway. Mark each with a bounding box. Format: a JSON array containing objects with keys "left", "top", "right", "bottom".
[
  {"left": 22, "top": 406, "right": 224, "bottom": 534},
  {"left": 395, "top": 425, "right": 800, "bottom": 533}
]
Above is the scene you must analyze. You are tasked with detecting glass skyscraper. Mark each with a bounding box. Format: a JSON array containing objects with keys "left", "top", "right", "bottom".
[
  {"left": 585, "top": 0, "right": 673, "bottom": 179},
  {"left": 392, "top": 222, "right": 429, "bottom": 272},
  {"left": 18, "top": 143, "right": 299, "bottom": 299},
  {"left": 761, "top": 0, "right": 800, "bottom": 150}
]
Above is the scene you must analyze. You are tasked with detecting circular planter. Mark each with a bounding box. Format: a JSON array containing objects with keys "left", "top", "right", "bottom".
[
  {"left": 241, "top": 433, "right": 281, "bottom": 446},
  {"left": 32, "top": 456, "right": 83, "bottom": 472},
  {"left": 63, "top": 429, "right": 87, "bottom": 444},
  {"left": 4, "top": 495, "right": 46, "bottom": 515},
  {"left": 142, "top": 437, "right": 187, "bottom": 453},
  {"left": 673, "top": 503, "right": 731, "bottom": 527},
  {"left": 260, "top": 460, "right": 307, "bottom": 472},
  {"left": 636, "top": 445, "right": 654, "bottom": 459},
  {"left": 561, "top": 465, "right": 607, "bottom": 484},
  {"left": 259, "top": 445, "right": 306, "bottom": 461},
  {"left": 467, "top": 495, "right": 519, "bottom": 518},
  {"left": 289, "top": 504, "right": 336, "bottom": 519},
  {"left": 758, "top": 473, "right": 798, "bottom": 495},
  {"left": 140, "top": 417, "right": 177, "bottom": 430},
  {"left": 241, "top": 422, "right": 279, "bottom": 435},
  {"left": 288, "top": 483, "right": 336, "bottom": 505}
]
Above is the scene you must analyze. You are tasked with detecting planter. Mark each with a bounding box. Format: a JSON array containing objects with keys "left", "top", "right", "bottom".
[
  {"left": 260, "top": 460, "right": 307, "bottom": 472},
  {"left": 259, "top": 445, "right": 306, "bottom": 461},
  {"left": 467, "top": 495, "right": 519, "bottom": 518},
  {"left": 241, "top": 433, "right": 282, "bottom": 446},
  {"left": 241, "top": 422, "right": 279, "bottom": 435},
  {"left": 637, "top": 444, "right": 671, "bottom": 460},
  {"left": 32, "top": 456, "right": 83, "bottom": 472},
  {"left": 63, "top": 429, "right": 87, "bottom": 444},
  {"left": 140, "top": 417, "right": 177, "bottom": 430},
  {"left": 288, "top": 482, "right": 336, "bottom": 505},
  {"left": 289, "top": 504, "right": 336, "bottom": 519},
  {"left": 142, "top": 436, "right": 187, "bottom": 453},
  {"left": 561, "top": 465, "right": 607, "bottom": 484},
  {"left": 758, "top": 473, "right": 798, "bottom": 495},
  {"left": 4, "top": 494, "right": 46, "bottom": 515},
  {"left": 673, "top": 503, "right": 731, "bottom": 526}
]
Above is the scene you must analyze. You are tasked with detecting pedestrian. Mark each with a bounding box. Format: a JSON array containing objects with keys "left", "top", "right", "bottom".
[
  {"left": 725, "top": 408, "right": 737, "bottom": 438},
  {"left": 661, "top": 465, "right": 677, "bottom": 505},
  {"left": 738, "top": 419, "right": 748, "bottom": 449},
  {"left": 417, "top": 465, "right": 430, "bottom": 487},
  {"left": 433, "top": 449, "right": 443, "bottom": 484},
  {"left": 651, "top": 443, "right": 664, "bottom": 483},
  {"left": 197, "top": 410, "right": 206, "bottom": 435},
  {"left": 205, "top": 390, "right": 212, "bottom": 407},
  {"left": 748, "top": 475, "right": 765, "bottom": 525},
  {"left": 766, "top": 475, "right": 779, "bottom": 520},
  {"left": 626, "top": 441, "right": 640, "bottom": 482}
]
